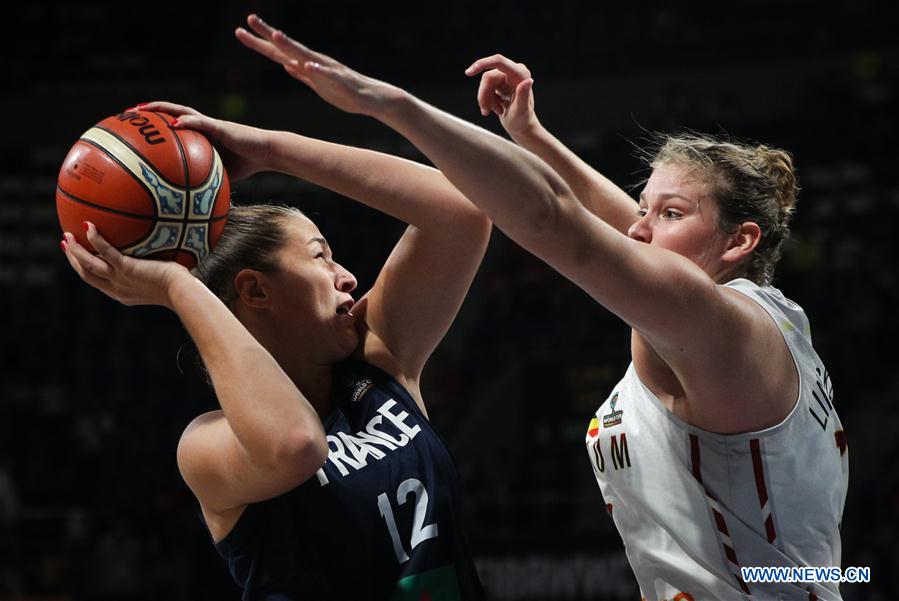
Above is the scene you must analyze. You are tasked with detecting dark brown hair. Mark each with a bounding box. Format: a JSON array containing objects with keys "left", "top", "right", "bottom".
[{"left": 192, "top": 203, "right": 306, "bottom": 305}]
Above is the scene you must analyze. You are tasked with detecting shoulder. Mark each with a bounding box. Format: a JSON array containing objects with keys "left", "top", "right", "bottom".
[
  {"left": 179, "top": 410, "right": 225, "bottom": 448},
  {"left": 350, "top": 298, "right": 427, "bottom": 416},
  {"left": 176, "top": 410, "right": 225, "bottom": 475},
  {"left": 176, "top": 410, "right": 249, "bottom": 542},
  {"left": 722, "top": 278, "right": 812, "bottom": 341}
]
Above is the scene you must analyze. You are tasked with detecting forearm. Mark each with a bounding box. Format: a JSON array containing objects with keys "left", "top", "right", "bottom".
[
  {"left": 267, "top": 130, "right": 485, "bottom": 230},
  {"left": 167, "top": 272, "right": 324, "bottom": 463},
  {"left": 511, "top": 123, "right": 639, "bottom": 234}
]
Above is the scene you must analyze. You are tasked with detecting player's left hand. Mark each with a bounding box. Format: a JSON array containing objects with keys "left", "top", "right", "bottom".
[
  {"left": 465, "top": 54, "right": 538, "bottom": 141},
  {"left": 134, "top": 101, "right": 271, "bottom": 182},
  {"left": 235, "top": 14, "right": 405, "bottom": 117}
]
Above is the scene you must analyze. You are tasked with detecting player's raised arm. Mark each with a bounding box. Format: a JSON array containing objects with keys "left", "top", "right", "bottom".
[
  {"left": 233, "top": 17, "right": 714, "bottom": 350},
  {"left": 61, "top": 225, "right": 328, "bottom": 517},
  {"left": 465, "top": 54, "right": 639, "bottom": 234},
  {"left": 155, "top": 42, "right": 492, "bottom": 403}
]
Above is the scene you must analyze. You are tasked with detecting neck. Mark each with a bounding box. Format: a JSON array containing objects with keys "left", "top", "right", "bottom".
[
  {"left": 239, "top": 309, "right": 336, "bottom": 417},
  {"left": 280, "top": 358, "right": 334, "bottom": 417}
]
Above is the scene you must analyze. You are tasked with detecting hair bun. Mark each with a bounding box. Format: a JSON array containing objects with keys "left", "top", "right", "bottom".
[{"left": 756, "top": 145, "right": 799, "bottom": 217}]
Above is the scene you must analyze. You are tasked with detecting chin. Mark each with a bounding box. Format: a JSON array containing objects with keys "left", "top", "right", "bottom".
[{"left": 336, "top": 330, "right": 360, "bottom": 361}]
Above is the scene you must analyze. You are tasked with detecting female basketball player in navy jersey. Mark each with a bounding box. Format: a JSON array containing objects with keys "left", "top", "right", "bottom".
[
  {"left": 234, "top": 16, "right": 848, "bottom": 600},
  {"left": 60, "top": 66, "right": 489, "bottom": 601}
]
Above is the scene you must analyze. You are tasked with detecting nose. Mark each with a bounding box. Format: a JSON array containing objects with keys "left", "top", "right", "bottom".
[
  {"left": 335, "top": 266, "right": 357, "bottom": 293},
  {"left": 627, "top": 214, "right": 651, "bottom": 243}
]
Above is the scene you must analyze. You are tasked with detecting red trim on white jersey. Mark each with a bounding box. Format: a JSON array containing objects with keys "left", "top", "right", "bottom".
[
  {"left": 690, "top": 434, "right": 752, "bottom": 595},
  {"left": 750, "top": 438, "right": 777, "bottom": 543}
]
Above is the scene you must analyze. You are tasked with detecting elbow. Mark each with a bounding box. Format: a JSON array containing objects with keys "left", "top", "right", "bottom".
[
  {"left": 519, "top": 186, "right": 576, "bottom": 248},
  {"left": 445, "top": 202, "right": 493, "bottom": 248},
  {"left": 467, "top": 208, "right": 494, "bottom": 246},
  {"left": 274, "top": 424, "right": 329, "bottom": 476}
]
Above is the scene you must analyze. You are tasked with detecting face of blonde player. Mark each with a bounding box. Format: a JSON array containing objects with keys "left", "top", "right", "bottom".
[
  {"left": 265, "top": 214, "right": 359, "bottom": 364},
  {"left": 628, "top": 162, "right": 733, "bottom": 280}
]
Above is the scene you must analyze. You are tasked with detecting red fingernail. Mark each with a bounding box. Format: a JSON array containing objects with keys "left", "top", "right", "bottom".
[
  {"left": 83, "top": 221, "right": 90, "bottom": 233},
  {"left": 171, "top": 118, "right": 180, "bottom": 127},
  {"left": 137, "top": 102, "right": 148, "bottom": 108},
  {"left": 60, "top": 240, "right": 67, "bottom": 252}
]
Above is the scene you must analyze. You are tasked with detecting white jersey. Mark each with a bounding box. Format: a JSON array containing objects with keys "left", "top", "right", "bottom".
[{"left": 585, "top": 279, "right": 848, "bottom": 600}]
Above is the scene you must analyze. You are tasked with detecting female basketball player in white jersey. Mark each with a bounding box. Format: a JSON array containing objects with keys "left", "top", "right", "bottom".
[
  {"left": 235, "top": 17, "right": 848, "bottom": 600},
  {"left": 60, "top": 95, "right": 489, "bottom": 597}
]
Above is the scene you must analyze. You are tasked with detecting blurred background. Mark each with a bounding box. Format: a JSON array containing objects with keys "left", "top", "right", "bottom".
[{"left": 2, "top": 0, "right": 896, "bottom": 599}]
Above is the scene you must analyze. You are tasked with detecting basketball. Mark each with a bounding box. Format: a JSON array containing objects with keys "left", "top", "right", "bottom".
[{"left": 56, "top": 109, "right": 230, "bottom": 269}]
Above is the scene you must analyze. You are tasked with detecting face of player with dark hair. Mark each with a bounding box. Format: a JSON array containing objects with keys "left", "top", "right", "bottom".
[
  {"left": 266, "top": 214, "right": 359, "bottom": 363},
  {"left": 628, "top": 162, "right": 732, "bottom": 279}
]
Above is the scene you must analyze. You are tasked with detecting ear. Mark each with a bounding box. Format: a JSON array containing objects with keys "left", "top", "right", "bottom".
[
  {"left": 721, "top": 221, "right": 762, "bottom": 265},
  {"left": 233, "top": 268, "right": 270, "bottom": 309}
]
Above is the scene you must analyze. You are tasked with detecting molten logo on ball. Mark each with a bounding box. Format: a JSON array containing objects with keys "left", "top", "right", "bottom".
[{"left": 116, "top": 111, "right": 166, "bottom": 145}]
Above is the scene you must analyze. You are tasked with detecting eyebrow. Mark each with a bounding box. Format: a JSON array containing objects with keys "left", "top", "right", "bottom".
[
  {"left": 307, "top": 236, "right": 329, "bottom": 248},
  {"left": 638, "top": 192, "right": 698, "bottom": 206}
]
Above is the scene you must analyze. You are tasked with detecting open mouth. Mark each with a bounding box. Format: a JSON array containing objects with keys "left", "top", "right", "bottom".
[{"left": 336, "top": 299, "right": 355, "bottom": 316}]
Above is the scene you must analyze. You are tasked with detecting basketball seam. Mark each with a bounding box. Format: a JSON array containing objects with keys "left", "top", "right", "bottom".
[
  {"left": 165, "top": 116, "right": 192, "bottom": 262},
  {"left": 57, "top": 185, "right": 227, "bottom": 223},
  {"left": 94, "top": 125, "right": 184, "bottom": 190},
  {"left": 76, "top": 137, "right": 159, "bottom": 220},
  {"left": 158, "top": 117, "right": 216, "bottom": 184}
]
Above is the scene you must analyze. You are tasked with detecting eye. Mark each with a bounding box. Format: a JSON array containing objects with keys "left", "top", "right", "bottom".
[
  {"left": 637, "top": 208, "right": 647, "bottom": 217},
  {"left": 663, "top": 209, "right": 682, "bottom": 220},
  {"left": 314, "top": 251, "right": 326, "bottom": 260}
]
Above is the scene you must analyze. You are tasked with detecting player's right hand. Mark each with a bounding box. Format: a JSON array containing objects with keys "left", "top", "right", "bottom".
[
  {"left": 465, "top": 54, "right": 539, "bottom": 141},
  {"left": 61, "top": 222, "right": 189, "bottom": 309},
  {"left": 235, "top": 14, "right": 406, "bottom": 118},
  {"left": 134, "top": 101, "right": 271, "bottom": 182}
]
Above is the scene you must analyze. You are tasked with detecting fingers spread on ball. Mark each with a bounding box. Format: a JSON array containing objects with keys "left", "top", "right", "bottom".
[{"left": 136, "top": 101, "right": 201, "bottom": 118}]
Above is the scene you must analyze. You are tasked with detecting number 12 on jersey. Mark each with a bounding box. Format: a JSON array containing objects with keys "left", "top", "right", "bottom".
[{"left": 378, "top": 478, "right": 439, "bottom": 563}]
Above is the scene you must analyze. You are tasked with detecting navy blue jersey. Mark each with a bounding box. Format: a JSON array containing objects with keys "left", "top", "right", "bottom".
[{"left": 212, "top": 360, "right": 484, "bottom": 601}]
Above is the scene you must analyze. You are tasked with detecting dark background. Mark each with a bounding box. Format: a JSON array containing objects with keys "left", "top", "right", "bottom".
[{"left": 2, "top": 1, "right": 896, "bottom": 599}]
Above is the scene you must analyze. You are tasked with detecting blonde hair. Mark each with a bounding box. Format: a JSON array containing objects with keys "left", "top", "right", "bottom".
[{"left": 648, "top": 133, "right": 799, "bottom": 285}]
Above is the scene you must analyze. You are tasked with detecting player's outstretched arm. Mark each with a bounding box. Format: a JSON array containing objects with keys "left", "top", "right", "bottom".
[
  {"left": 61, "top": 226, "right": 328, "bottom": 515},
  {"left": 232, "top": 16, "right": 745, "bottom": 380},
  {"left": 465, "top": 54, "right": 639, "bottom": 235}
]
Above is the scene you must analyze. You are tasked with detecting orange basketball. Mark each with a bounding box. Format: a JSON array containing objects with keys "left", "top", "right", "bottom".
[{"left": 56, "top": 109, "right": 230, "bottom": 269}]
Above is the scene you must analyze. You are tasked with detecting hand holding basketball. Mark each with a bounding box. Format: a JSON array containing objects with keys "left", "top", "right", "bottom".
[
  {"left": 235, "top": 14, "right": 405, "bottom": 118},
  {"left": 61, "top": 222, "right": 189, "bottom": 308},
  {"left": 138, "top": 102, "right": 271, "bottom": 182}
]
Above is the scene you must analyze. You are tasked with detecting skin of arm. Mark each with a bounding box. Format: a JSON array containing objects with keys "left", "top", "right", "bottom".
[
  {"left": 378, "top": 94, "right": 791, "bottom": 433},
  {"left": 61, "top": 226, "right": 329, "bottom": 523},
  {"left": 265, "top": 131, "right": 493, "bottom": 392},
  {"left": 465, "top": 54, "right": 640, "bottom": 234},
  {"left": 143, "top": 94, "right": 491, "bottom": 412},
  {"left": 237, "top": 19, "right": 794, "bottom": 432}
]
